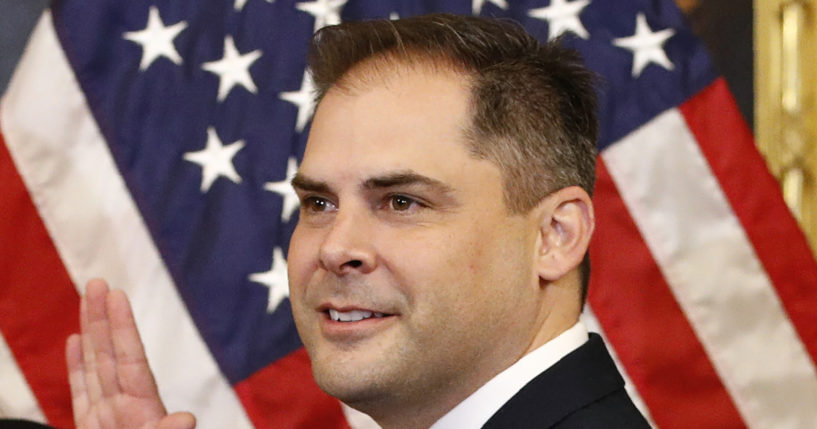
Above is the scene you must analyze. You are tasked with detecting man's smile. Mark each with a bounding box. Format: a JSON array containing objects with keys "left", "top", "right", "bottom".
[
  {"left": 328, "top": 309, "right": 388, "bottom": 322},
  {"left": 318, "top": 303, "right": 398, "bottom": 327},
  {"left": 315, "top": 305, "right": 399, "bottom": 343}
]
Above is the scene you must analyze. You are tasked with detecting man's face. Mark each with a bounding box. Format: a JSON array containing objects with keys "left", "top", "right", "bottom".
[{"left": 288, "top": 65, "right": 547, "bottom": 418}]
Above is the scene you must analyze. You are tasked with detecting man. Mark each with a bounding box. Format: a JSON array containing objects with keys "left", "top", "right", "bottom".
[{"left": 66, "top": 14, "right": 649, "bottom": 429}]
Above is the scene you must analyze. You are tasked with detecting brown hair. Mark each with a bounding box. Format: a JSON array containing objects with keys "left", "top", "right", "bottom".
[{"left": 307, "top": 13, "right": 598, "bottom": 298}]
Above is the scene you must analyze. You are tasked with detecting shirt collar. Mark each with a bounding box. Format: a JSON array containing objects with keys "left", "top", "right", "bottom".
[{"left": 429, "top": 321, "right": 589, "bottom": 429}]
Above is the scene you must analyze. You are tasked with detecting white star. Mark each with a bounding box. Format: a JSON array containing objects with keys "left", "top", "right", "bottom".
[
  {"left": 202, "top": 36, "right": 262, "bottom": 101},
  {"left": 183, "top": 127, "right": 245, "bottom": 192},
  {"left": 123, "top": 6, "right": 188, "bottom": 70},
  {"left": 279, "top": 72, "right": 316, "bottom": 133},
  {"left": 528, "top": 0, "right": 591, "bottom": 40},
  {"left": 472, "top": 0, "right": 508, "bottom": 15},
  {"left": 296, "top": 0, "right": 348, "bottom": 32},
  {"left": 613, "top": 13, "right": 675, "bottom": 77},
  {"left": 234, "top": 0, "right": 275, "bottom": 11},
  {"left": 249, "top": 247, "right": 290, "bottom": 313},
  {"left": 264, "top": 157, "right": 300, "bottom": 222}
]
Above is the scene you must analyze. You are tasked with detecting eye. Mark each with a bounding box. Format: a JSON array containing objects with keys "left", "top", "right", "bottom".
[
  {"left": 302, "top": 196, "right": 336, "bottom": 213},
  {"left": 388, "top": 194, "right": 418, "bottom": 211}
]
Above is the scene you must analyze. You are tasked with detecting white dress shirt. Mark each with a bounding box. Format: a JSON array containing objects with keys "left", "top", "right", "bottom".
[{"left": 429, "top": 322, "right": 589, "bottom": 429}]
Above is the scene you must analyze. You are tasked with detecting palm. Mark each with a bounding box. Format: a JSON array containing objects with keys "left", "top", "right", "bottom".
[
  {"left": 73, "top": 393, "right": 168, "bottom": 429},
  {"left": 66, "top": 280, "right": 195, "bottom": 429}
]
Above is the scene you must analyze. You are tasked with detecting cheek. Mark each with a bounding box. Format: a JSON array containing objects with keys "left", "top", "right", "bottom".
[
  {"left": 444, "top": 221, "right": 534, "bottom": 308},
  {"left": 287, "top": 226, "right": 321, "bottom": 296},
  {"left": 398, "top": 228, "right": 495, "bottom": 313}
]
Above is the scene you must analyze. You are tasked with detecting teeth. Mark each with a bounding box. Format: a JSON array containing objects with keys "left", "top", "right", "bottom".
[{"left": 328, "top": 309, "right": 386, "bottom": 322}]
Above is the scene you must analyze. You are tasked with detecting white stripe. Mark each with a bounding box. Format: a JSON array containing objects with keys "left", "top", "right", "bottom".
[
  {"left": 602, "top": 108, "right": 817, "bottom": 428},
  {"left": 581, "top": 309, "right": 655, "bottom": 427},
  {"left": 0, "top": 331, "right": 47, "bottom": 421},
  {"left": 0, "top": 12, "right": 252, "bottom": 428}
]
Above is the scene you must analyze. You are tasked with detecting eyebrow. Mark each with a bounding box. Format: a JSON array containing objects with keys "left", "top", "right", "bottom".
[
  {"left": 363, "top": 171, "right": 454, "bottom": 195},
  {"left": 291, "top": 170, "right": 455, "bottom": 196},
  {"left": 291, "top": 173, "right": 331, "bottom": 193}
]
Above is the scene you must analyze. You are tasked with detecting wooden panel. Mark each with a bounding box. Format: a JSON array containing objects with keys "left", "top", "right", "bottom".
[{"left": 755, "top": 0, "right": 817, "bottom": 253}]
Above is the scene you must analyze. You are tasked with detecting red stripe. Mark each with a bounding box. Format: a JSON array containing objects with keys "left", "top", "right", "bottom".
[
  {"left": 679, "top": 79, "right": 817, "bottom": 366},
  {"left": 0, "top": 131, "right": 79, "bottom": 428},
  {"left": 234, "top": 347, "right": 350, "bottom": 429},
  {"left": 589, "top": 159, "right": 746, "bottom": 428}
]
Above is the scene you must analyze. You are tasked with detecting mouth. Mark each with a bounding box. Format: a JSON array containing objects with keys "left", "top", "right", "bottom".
[
  {"left": 318, "top": 302, "right": 397, "bottom": 323},
  {"left": 327, "top": 309, "right": 388, "bottom": 322},
  {"left": 316, "top": 305, "right": 398, "bottom": 341}
]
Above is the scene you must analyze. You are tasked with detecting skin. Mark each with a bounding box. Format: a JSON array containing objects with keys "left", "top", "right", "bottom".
[
  {"left": 288, "top": 63, "right": 594, "bottom": 429},
  {"left": 65, "top": 63, "right": 594, "bottom": 429},
  {"left": 66, "top": 279, "right": 195, "bottom": 429}
]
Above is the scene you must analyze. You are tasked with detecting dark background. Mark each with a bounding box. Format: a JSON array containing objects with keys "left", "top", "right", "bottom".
[
  {"left": 0, "top": 0, "right": 754, "bottom": 127},
  {"left": 0, "top": 0, "right": 50, "bottom": 95},
  {"left": 681, "top": 0, "right": 754, "bottom": 128}
]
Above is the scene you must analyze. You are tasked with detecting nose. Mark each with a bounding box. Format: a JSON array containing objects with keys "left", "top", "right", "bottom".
[{"left": 318, "top": 208, "right": 377, "bottom": 276}]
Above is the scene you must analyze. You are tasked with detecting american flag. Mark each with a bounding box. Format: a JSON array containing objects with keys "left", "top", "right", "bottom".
[{"left": 1, "top": 0, "right": 816, "bottom": 428}]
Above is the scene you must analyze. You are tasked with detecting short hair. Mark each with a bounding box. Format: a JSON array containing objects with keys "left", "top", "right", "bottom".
[{"left": 307, "top": 13, "right": 598, "bottom": 300}]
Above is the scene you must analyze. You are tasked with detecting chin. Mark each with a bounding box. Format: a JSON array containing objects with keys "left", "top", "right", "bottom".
[
  {"left": 316, "top": 371, "right": 380, "bottom": 408},
  {"left": 312, "top": 358, "right": 390, "bottom": 408}
]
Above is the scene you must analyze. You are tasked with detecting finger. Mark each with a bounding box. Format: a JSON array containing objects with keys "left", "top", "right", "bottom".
[
  {"left": 158, "top": 412, "right": 197, "bottom": 429},
  {"left": 79, "top": 286, "right": 104, "bottom": 406},
  {"left": 66, "top": 333, "right": 89, "bottom": 427},
  {"left": 107, "top": 288, "right": 164, "bottom": 408},
  {"left": 85, "top": 279, "right": 122, "bottom": 400}
]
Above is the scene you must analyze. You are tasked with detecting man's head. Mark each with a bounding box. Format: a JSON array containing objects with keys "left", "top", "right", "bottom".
[
  {"left": 287, "top": 13, "right": 598, "bottom": 428},
  {"left": 309, "top": 13, "right": 598, "bottom": 295}
]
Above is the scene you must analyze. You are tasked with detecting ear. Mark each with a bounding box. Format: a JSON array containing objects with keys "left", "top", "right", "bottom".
[{"left": 535, "top": 186, "right": 595, "bottom": 282}]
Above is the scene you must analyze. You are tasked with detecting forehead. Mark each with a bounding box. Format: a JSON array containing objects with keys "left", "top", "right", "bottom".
[{"left": 301, "top": 64, "right": 478, "bottom": 181}]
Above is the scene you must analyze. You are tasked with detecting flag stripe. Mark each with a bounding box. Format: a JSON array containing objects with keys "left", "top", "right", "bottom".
[
  {"left": 0, "top": 130, "right": 78, "bottom": 428},
  {"left": 679, "top": 79, "right": 817, "bottom": 367},
  {"left": 590, "top": 159, "right": 744, "bottom": 428},
  {"left": 602, "top": 104, "right": 817, "bottom": 427},
  {"left": 0, "top": 312, "right": 47, "bottom": 422},
  {"left": 0, "top": 12, "right": 252, "bottom": 428}
]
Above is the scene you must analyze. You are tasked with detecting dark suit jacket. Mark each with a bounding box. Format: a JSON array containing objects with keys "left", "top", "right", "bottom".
[
  {"left": 482, "top": 334, "right": 651, "bottom": 428},
  {"left": 0, "top": 420, "right": 56, "bottom": 429}
]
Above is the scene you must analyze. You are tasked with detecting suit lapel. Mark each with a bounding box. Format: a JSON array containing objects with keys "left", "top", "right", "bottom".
[{"left": 482, "top": 334, "right": 625, "bottom": 428}]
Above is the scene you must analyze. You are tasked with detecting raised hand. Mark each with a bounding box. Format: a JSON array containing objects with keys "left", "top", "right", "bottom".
[{"left": 66, "top": 279, "right": 196, "bottom": 429}]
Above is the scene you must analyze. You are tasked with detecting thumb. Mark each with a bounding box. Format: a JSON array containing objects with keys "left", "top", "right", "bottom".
[{"left": 157, "top": 412, "right": 196, "bottom": 429}]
